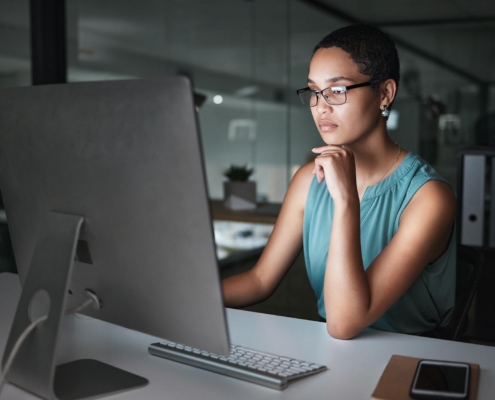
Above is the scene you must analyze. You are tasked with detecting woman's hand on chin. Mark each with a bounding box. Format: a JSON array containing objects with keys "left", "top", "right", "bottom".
[{"left": 312, "top": 145, "right": 359, "bottom": 205}]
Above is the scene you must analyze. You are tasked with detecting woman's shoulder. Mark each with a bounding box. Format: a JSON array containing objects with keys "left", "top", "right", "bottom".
[
  {"left": 282, "top": 162, "right": 316, "bottom": 211},
  {"left": 405, "top": 152, "right": 448, "bottom": 183},
  {"left": 291, "top": 162, "right": 318, "bottom": 196},
  {"left": 400, "top": 153, "right": 456, "bottom": 220},
  {"left": 293, "top": 162, "right": 315, "bottom": 182},
  {"left": 394, "top": 152, "right": 453, "bottom": 198},
  {"left": 412, "top": 178, "right": 456, "bottom": 212}
]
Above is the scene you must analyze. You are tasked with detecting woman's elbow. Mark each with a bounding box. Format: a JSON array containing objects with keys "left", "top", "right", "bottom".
[{"left": 326, "top": 320, "right": 362, "bottom": 340}]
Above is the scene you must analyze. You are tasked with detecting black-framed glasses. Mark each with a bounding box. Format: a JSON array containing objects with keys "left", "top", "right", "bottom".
[{"left": 296, "top": 81, "right": 371, "bottom": 107}]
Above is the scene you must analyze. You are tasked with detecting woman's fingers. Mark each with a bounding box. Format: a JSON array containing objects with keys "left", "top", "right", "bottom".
[
  {"left": 314, "top": 154, "right": 327, "bottom": 184},
  {"left": 314, "top": 159, "right": 327, "bottom": 183},
  {"left": 317, "top": 164, "right": 325, "bottom": 183},
  {"left": 311, "top": 145, "right": 357, "bottom": 200},
  {"left": 312, "top": 146, "right": 345, "bottom": 183},
  {"left": 312, "top": 144, "right": 342, "bottom": 154}
]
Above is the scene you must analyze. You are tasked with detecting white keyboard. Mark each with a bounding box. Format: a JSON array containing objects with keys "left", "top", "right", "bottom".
[{"left": 149, "top": 341, "right": 327, "bottom": 390}]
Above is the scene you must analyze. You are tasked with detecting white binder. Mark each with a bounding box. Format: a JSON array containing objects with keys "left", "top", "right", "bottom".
[
  {"left": 490, "top": 157, "right": 495, "bottom": 248},
  {"left": 461, "top": 155, "right": 485, "bottom": 246}
]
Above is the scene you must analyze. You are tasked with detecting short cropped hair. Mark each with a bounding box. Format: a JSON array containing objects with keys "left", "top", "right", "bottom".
[{"left": 313, "top": 24, "right": 400, "bottom": 92}]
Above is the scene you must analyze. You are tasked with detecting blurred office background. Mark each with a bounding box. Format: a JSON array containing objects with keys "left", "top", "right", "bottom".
[
  {"left": 1, "top": 0, "right": 495, "bottom": 336},
  {"left": 2, "top": 0, "right": 494, "bottom": 200}
]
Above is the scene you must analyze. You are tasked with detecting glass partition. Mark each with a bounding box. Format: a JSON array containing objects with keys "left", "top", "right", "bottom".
[
  {"left": 0, "top": 0, "right": 30, "bottom": 87},
  {"left": 0, "top": 0, "right": 493, "bottom": 200}
]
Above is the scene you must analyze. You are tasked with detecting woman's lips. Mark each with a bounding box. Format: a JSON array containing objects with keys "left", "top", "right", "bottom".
[{"left": 318, "top": 120, "right": 338, "bottom": 132}]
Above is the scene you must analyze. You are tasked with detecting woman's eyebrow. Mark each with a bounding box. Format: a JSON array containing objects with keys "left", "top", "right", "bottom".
[
  {"left": 325, "top": 76, "right": 355, "bottom": 83},
  {"left": 307, "top": 76, "right": 355, "bottom": 84}
]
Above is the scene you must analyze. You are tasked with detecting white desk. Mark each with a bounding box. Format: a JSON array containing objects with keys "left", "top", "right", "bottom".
[{"left": 1, "top": 272, "right": 495, "bottom": 400}]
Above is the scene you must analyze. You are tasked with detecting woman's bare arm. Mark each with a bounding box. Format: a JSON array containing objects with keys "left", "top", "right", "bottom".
[
  {"left": 324, "top": 180, "right": 456, "bottom": 339},
  {"left": 311, "top": 145, "right": 456, "bottom": 339},
  {"left": 222, "top": 163, "right": 314, "bottom": 308}
]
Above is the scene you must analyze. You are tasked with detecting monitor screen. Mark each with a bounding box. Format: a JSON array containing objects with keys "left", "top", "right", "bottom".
[{"left": 0, "top": 78, "right": 230, "bottom": 396}]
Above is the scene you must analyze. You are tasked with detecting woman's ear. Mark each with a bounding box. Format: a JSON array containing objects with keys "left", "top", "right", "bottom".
[{"left": 380, "top": 79, "right": 397, "bottom": 108}]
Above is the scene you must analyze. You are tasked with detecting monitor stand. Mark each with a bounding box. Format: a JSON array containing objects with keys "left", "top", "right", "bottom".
[{"left": 1, "top": 212, "right": 148, "bottom": 400}]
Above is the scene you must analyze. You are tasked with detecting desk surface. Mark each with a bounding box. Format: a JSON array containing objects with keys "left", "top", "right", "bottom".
[{"left": 1, "top": 272, "right": 495, "bottom": 400}]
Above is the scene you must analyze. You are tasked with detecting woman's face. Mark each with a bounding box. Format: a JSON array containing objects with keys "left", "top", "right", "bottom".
[{"left": 308, "top": 46, "right": 383, "bottom": 146}]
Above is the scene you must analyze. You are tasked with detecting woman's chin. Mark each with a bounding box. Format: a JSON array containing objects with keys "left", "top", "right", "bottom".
[{"left": 319, "top": 132, "right": 343, "bottom": 146}]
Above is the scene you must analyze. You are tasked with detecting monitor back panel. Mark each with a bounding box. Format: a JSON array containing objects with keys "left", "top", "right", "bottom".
[{"left": 0, "top": 78, "right": 230, "bottom": 354}]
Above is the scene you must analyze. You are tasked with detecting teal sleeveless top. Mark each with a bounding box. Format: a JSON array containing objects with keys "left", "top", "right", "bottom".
[{"left": 303, "top": 152, "right": 455, "bottom": 334}]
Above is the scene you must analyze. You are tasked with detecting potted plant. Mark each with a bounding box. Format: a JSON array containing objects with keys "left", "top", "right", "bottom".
[{"left": 223, "top": 165, "right": 256, "bottom": 210}]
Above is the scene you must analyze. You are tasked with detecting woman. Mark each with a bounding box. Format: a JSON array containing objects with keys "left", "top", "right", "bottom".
[{"left": 222, "top": 24, "right": 456, "bottom": 340}]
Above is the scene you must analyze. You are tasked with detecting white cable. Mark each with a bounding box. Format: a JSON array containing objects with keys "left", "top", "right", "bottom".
[
  {"left": 0, "top": 314, "right": 47, "bottom": 394},
  {"left": 65, "top": 298, "right": 94, "bottom": 315},
  {"left": 0, "top": 297, "right": 95, "bottom": 396}
]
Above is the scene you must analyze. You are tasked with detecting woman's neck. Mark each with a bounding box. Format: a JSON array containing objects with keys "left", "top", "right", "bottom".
[{"left": 346, "top": 134, "right": 405, "bottom": 198}]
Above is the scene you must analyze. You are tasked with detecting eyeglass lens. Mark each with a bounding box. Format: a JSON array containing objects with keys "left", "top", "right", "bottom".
[{"left": 299, "top": 88, "right": 346, "bottom": 106}]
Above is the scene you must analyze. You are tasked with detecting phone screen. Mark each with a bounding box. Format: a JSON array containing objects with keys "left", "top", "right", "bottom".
[{"left": 411, "top": 361, "right": 469, "bottom": 399}]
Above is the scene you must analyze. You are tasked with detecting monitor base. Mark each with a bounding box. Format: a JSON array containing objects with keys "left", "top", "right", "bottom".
[
  {"left": 1, "top": 212, "right": 149, "bottom": 400},
  {"left": 54, "top": 359, "right": 148, "bottom": 400}
]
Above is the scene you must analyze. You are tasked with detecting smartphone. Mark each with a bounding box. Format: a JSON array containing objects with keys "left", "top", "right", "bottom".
[{"left": 410, "top": 360, "right": 470, "bottom": 399}]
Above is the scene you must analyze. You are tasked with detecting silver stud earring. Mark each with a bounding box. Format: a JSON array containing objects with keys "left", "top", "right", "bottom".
[{"left": 381, "top": 105, "right": 390, "bottom": 118}]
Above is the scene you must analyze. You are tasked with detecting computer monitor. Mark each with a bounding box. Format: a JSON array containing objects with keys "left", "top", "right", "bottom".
[{"left": 0, "top": 77, "right": 230, "bottom": 399}]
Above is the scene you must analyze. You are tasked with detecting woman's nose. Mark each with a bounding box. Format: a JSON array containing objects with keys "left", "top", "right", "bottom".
[{"left": 315, "top": 95, "right": 333, "bottom": 114}]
